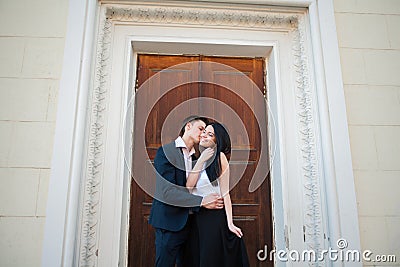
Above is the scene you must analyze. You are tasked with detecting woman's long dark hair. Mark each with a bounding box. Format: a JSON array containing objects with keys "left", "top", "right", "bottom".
[{"left": 205, "top": 123, "right": 231, "bottom": 185}]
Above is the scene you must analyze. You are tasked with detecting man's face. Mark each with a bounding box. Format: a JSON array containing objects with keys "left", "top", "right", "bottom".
[{"left": 187, "top": 120, "right": 206, "bottom": 143}]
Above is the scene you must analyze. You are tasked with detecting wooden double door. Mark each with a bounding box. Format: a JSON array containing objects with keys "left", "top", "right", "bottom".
[{"left": 129, "top": 55, "right": 273, "bottom": 266}]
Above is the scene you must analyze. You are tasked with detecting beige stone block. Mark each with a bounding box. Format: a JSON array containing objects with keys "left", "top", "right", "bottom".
[
  {"left": 334, "top": 0, "right": 400, "bottom": 15},
  {"left": 348, "top": 126, "right": 378, "bottom": 170},
  {"left": 374, "top": 126, "right": 400, "bottom": 170},
  {"left": 344, "top": 85, "right": 400, "bottom": 125},
  {"left": 354, "top": 171, "right": 400, "bottom": 217},
  {"left": 339, "top": 48, "right": 366, "bottom": 85},
  {"left": 364, "top": 50, "right": 400, "bottom": 86},
  {"left": 385, "top": 217, "right": 400, "bottom": 263},
  {"left": 335, "top": 13, "right": 390, "bottom": 49},
  {"left": 381, "top": 171, "right": 400, "bottom": 216},
  {"left": 358, "top": 217, "right": 390, "bottom": 262},
  {"left": 0, "top": 78, "right": 51, "bottom": 121},
  {"left": 0, "top": 168, "right": 40, "bottom": 216},
  {"left": 46, "top": 80, "right": 59, "bottom": 121},
  {"left": 0, "top": 0, "right": 68, "bottom": 37},
  {"left": 0, "top": 121, "right": 15, "bottom": 167},
  {"left": 0, "top": 37, "right": 25, "bottom": 78},
  {"left": 0, "top": 217, "right": 45, "bottom": 267},
  {"left": 333, "top": 0, "right": 356, "bottom": 13},
  {"left": 386, "top": 15, "right": 400, "bottom": 49},
  {"left": 36, "top": 169, "right": 50, "bottom": 216},
  {"left": 354, "top": 171, "right": 384, "bottom": 217},
  {"left": 8, "top": 122, "right": 55, "bottom": 168},
  {"left": 21, "top": 38, "right": 65, "bottom": 79}
]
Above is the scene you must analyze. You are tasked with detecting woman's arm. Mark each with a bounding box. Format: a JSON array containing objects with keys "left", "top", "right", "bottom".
[
  {"left": 186, "top": 148, "right": 214, "bottom": 190},
  {"left": 155, "top": 146, "right": 222, "bottom": 209},
  {"left": 219, "top": 152, "right": 243, "bottom": 238}
]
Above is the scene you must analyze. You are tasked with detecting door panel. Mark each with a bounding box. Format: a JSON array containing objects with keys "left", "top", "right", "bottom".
[
  {"left": 129, "top": 54, "right": 273, "bottom": 266},
  {"left": 201, "top": 56, "right": 272, "bottom": 267}
]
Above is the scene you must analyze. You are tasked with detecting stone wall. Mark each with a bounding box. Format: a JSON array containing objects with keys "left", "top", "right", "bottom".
[
  {"left": 0, "top": 0, "right": 68, "bottom": 266},
  {"left": 334, "top": 0, "right": 400, "bottom": 264}
]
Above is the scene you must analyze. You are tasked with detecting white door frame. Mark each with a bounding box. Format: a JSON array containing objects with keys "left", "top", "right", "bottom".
[{"left": 42, "top": 1, "right": 361, "bottom": 267}]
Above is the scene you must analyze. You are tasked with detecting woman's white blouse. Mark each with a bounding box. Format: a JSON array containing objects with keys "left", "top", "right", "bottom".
[{"left": 191, "top": 165, "right": 221, "bottom": 197}]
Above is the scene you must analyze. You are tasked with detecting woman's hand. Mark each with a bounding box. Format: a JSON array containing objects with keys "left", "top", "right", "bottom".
[
  {"left": 228, "top": 223, "right": 243, "bottom": 238},
  {"left": 198, "top": 147, "right": 215, "bottom": 164}
]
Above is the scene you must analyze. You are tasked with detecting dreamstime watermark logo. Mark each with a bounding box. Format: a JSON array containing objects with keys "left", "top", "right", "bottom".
[
  {"left": 123, "top": 61, "right": 278, "bottom": 205},
  {"left": 257, "top": 238, "right": 397, "bottom": 263}
]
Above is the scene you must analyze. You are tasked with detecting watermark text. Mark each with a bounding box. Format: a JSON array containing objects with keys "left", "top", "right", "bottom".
[{"left": 257, "top": 238, "right": 397, "bottom": 263}]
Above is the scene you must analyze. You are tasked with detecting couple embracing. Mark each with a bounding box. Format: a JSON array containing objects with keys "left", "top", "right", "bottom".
[{"left": 148, "top": 116, "right": 249, "bottom": 267}]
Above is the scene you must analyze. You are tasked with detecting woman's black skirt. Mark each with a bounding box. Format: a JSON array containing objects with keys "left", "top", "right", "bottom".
[{"left": 184, "top": 208, "right": 250, "bottom": 267}]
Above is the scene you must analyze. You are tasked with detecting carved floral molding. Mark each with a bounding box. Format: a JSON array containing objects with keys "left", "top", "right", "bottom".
[
  {"left": 78, "top": 4, "right": 325, "bottom": 266},
  {"left": 106, "top": 6, "right": 299, "bottom": 29},
  {"left": 293, "top": 18, "right": 325, "bottom": 266}
]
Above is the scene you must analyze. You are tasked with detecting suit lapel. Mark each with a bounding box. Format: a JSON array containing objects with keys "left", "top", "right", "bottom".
[
  {"left": 164, "top": 142, "right": 186, "bottom": 186},
  {"left": 174, "top": 146, "right": 186, "bottom": 186}
]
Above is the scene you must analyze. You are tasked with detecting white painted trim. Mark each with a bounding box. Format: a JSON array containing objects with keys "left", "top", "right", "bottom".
[
  {"left": 316, "top": 0, "right": 362, "bottom": 257},
  {"left": 41, "top": 0, "right": 98, "bottom": 266},
  {"left": 101, "top": 0, "right": 313, "bottom": 8},
  {"left": 267, "top": 46, "right": 287, "bottom": 266}
]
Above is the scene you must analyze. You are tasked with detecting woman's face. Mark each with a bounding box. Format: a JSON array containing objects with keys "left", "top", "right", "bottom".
[{"left": 200, "top": 125, "right": 216, "bottom": 148}]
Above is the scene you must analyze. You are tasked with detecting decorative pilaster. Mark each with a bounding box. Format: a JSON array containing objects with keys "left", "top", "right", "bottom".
[
  {"left": 79, "top": 14, "right": 112, "bottom": 267},
  {"left": 293, "top": 16, "right": 325, "bottom": 266}
]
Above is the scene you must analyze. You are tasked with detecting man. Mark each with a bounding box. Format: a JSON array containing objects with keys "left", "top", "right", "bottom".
[{"left": 149, "top": 116, "right": 224, "bottom": 267}]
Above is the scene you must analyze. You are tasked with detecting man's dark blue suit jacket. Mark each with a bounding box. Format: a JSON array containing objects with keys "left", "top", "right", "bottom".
[{"left": 148, "top": 141, "right": 203, "bottom": 231}]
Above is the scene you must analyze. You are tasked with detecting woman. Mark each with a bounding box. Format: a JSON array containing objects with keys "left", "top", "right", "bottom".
[{"left": 186, "top": 122, "right": 249, "bottom": 267}]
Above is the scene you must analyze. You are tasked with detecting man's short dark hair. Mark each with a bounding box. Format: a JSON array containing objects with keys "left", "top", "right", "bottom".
[{"left": 179, "top": 116, "right": 208, "bottom": 136}]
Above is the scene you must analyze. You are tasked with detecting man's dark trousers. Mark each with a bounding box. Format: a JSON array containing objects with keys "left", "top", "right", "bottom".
[{"left": 149, "top": 142, "right": 202, "bottom": 267}]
